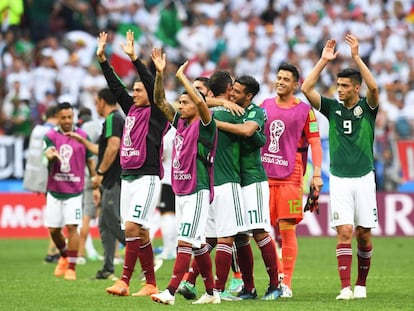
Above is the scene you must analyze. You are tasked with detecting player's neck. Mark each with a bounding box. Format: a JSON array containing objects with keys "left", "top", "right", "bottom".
[
  {"left": 344, "top": 96, "right": 360, "bottom": 109},
  {"left": 276, "top": 94, "right": 295, "bottom": 106}
]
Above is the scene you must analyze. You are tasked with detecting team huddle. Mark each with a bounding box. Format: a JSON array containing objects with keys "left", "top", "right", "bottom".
[{"left": 41, "top": 31, "right": 379, "bottom": 304}]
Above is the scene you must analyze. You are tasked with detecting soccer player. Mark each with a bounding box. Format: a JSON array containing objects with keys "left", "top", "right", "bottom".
[
  {"left": 43, "top": 102, "right": 96, "bottom": 281},
  {"left": 206, "top": 70, "right": 248, "bottom": 301},
  {"left": 177, "top": 75, "right": 245, "bottom": 299},
  {"left": 150, "top": 48, "right": 218, "bottom": 305},
  {"left": 215, "top": 75, "right": 283, "bottom": 300},
  {"left": 66, "top": 88, "right": 126, "bottom": 280},
  {"left": 301, "top": 34, "right": 379, "bottom": 300},
  {"left": 97, "top": 30, "right": 169, "bottom": 297},
  {"left": 261, "top": 63, "right": 323, "bottom": 298}
]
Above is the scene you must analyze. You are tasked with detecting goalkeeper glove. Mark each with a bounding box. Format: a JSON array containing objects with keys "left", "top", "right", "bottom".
[{"left": 304, "top": 186, "right": 319, "bottom": 215}]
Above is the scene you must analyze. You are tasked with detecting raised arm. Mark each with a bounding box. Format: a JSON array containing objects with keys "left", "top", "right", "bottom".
[
  {"left": 176, "top": 61, "right": 211, "bottom": 124},
  {"left": 96, "top": 31, "right": 108, "bottom": 63},
  {"left": 150, "top": 48, "right": 176, "bottom": 122},
  {"left": 345, "top": 33, "right": 379, "bottom": 108},
  {"left": 301, "top": 39, "right": 339, "bottom": 110},
  {"left": 97, "top": 32, "right": 134, "bottom": 113},
  {"left": 122, "top": 29, "right": 155, "bottom": 106}
]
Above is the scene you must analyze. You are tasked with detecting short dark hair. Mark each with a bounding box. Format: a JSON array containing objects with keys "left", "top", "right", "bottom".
[
  {"left": 56, "top": 102, "right": 73, "bottom": 112},
  {"left": 209, "top": 71, "right": 232, "bottom": 97},
  {"left": 181, "top": 90, "right": 206, "bottom": 103},
  {"left": 278, "top": 63, "right": 300, "bottom": 82},
  {"left": 98, "top": 88, "right": 117, "bottom": 106},
  {"left": 44, "top": 105, "right": 57, "bottom": 119},
  {"left": 337, "top": 68, "right": 362, "bottom": 85},
  {"left": 194, "top": 76, "right": 210, "bottom": 88},
  {"left": 234, "top": 75, "right": 260, "bottom": 98}
]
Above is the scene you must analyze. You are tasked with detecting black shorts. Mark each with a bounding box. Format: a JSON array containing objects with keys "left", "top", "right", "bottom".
[{"left": 158, "top": 184, "right": 175, "bottom": 213}]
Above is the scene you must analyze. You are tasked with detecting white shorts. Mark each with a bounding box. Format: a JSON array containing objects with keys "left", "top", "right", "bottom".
[
  {"left": 175, "top": 190, "right": 210, "bottom": 248},
  {"left": 329, "top": 171, "right": 378, "bottom": 229},
  {"left": 120, "top": 175, "right": 161, "bottom": 230},
  {"left": 205, "top": 182, "right": 247, "bottom": 238},
  {"left": 242, "top": 181, "right": 271, "bottom": 232},
  {"left": 44, "top": 193, "right": 83, "bottom": 227}
]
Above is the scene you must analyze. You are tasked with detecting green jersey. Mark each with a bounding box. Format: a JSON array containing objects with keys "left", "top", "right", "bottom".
[
  {"left": 213, "top": 108, "right": 242, "bottom": 186},
  {"left": 195, "top": 119, "right": 217, "bottom": 191},
  {"left": 320, "top": 97, "right": 377, "bottom": 177},
  {"left": 172, "top": 113, "right": 217, "bottom": 193},
  {"left": 240, "top": 103, "right": 267, "bottom": 186}
]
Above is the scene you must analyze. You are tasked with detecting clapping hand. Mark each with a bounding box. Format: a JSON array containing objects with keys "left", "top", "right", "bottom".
[
  {"left": 121, "top": 29, "right": 136, "bottom": 60},
  {"left": 321, "top": 39, "right": 339, "bottom": 61},
  {"left": 96, "top": 32, "right": 107, "bottom": 61},
  {"left": 345, "top": 33, "right": 359, "bottom": 59},
  {"left": 150, "top": 48, "right": 166, "bottom": 73},
  {"left": 176, "top": 61, "right": 189, "bottom": 79}
]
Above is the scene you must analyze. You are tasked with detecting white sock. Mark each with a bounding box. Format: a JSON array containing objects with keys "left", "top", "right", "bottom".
[
  {"left": 160, "top": 214, "right": 177, "bottom": 256},
  {"left": 85, "top": 233, "right": 98, "bottom": 257}
]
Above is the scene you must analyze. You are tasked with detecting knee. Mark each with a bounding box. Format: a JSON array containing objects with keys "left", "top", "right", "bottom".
[
  {"left": 336, "top": 225, "right": 353, "bottom": 244},
  {"left": 356, "top": 227, "right": 372, "bottom": 246}
]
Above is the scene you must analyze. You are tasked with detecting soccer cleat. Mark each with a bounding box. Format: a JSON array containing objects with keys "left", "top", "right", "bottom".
[
  {"left": 64, "top": 269, "right": 76, "bottom": 281},
  {"left": 106, "top": 279, "right": 129, "bottom": 296},
  {"left": 262, "top": 286, "right": 282, "bottom": 300},
  {"left": 192, "top": 291, "right": 221, "bottom": 304},
  {"left": 132, "top": 284, "right": 159, "bottom": 296},
  {"left": 54, "top": 256, "right": 69, "bottom": 277},
  {"left": 336, "top": 287, "right": 354, "bottom": 300},
  {"left": 227, "top": 277, "right": 244, "bottom": 293},
  {"left": 353, "top": 285, "right": 367, "bottom": 299},
  {"left": 95, "top": 270, "right": 118, "bottom": 281},
  {"left": 219, "top": 289, "right": 242, "bottom": 301},
  {"left": 237, "top": 287, "right": 257, "bottom": 300},
  {"left": 177, "top": 281, "right": 197, "bottom": 300},
  {"left": 151, "top": 289, "right": 175, "bottom": 305},
  {"left": 280, "top": 284, "right": 293, "bottom": 298}
]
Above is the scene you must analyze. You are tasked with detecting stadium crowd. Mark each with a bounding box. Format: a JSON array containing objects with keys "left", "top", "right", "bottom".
[{"left": 0, "top": 0, "right": 413, "bottom": 191}]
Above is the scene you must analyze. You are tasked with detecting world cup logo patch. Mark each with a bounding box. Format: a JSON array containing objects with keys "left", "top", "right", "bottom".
[{"left": 268, "top": 119, "right": 285, "bottom": 153}]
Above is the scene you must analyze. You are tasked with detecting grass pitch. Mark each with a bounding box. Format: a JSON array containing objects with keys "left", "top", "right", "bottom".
[{"left": 1, "top": 237, "right": 413, "bottom": 310}]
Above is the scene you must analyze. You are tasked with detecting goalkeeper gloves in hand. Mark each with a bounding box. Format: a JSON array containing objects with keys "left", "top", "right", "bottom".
[{"left": 304, "top": 186, "right": 319, "bottom": 215}]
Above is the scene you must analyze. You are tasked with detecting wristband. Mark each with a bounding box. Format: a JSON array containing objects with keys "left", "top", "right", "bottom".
[{"left": 96, "top": 169, "right": 104, "bottom": 176}]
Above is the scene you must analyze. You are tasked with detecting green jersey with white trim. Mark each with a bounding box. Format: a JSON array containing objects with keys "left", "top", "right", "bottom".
[
  {"left": 320, "top": 96, "right": 377, "bottom": 177},
  {"left": 213, "top": 108, "right": 242, "bottom": 186},
  {"left": 240, "top": 103, "right": 267, "bottom": 186}
]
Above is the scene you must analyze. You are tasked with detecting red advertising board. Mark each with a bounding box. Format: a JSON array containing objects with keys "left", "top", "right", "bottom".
[
  {"left": 397, "top": 140, "right": 414, "bottom": 182},
  {"left": 1, "top": 192, "right": 414, "bottom": 238},
  {"left": 0, "top": 193, "right": 100, "bottom": 238}
]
